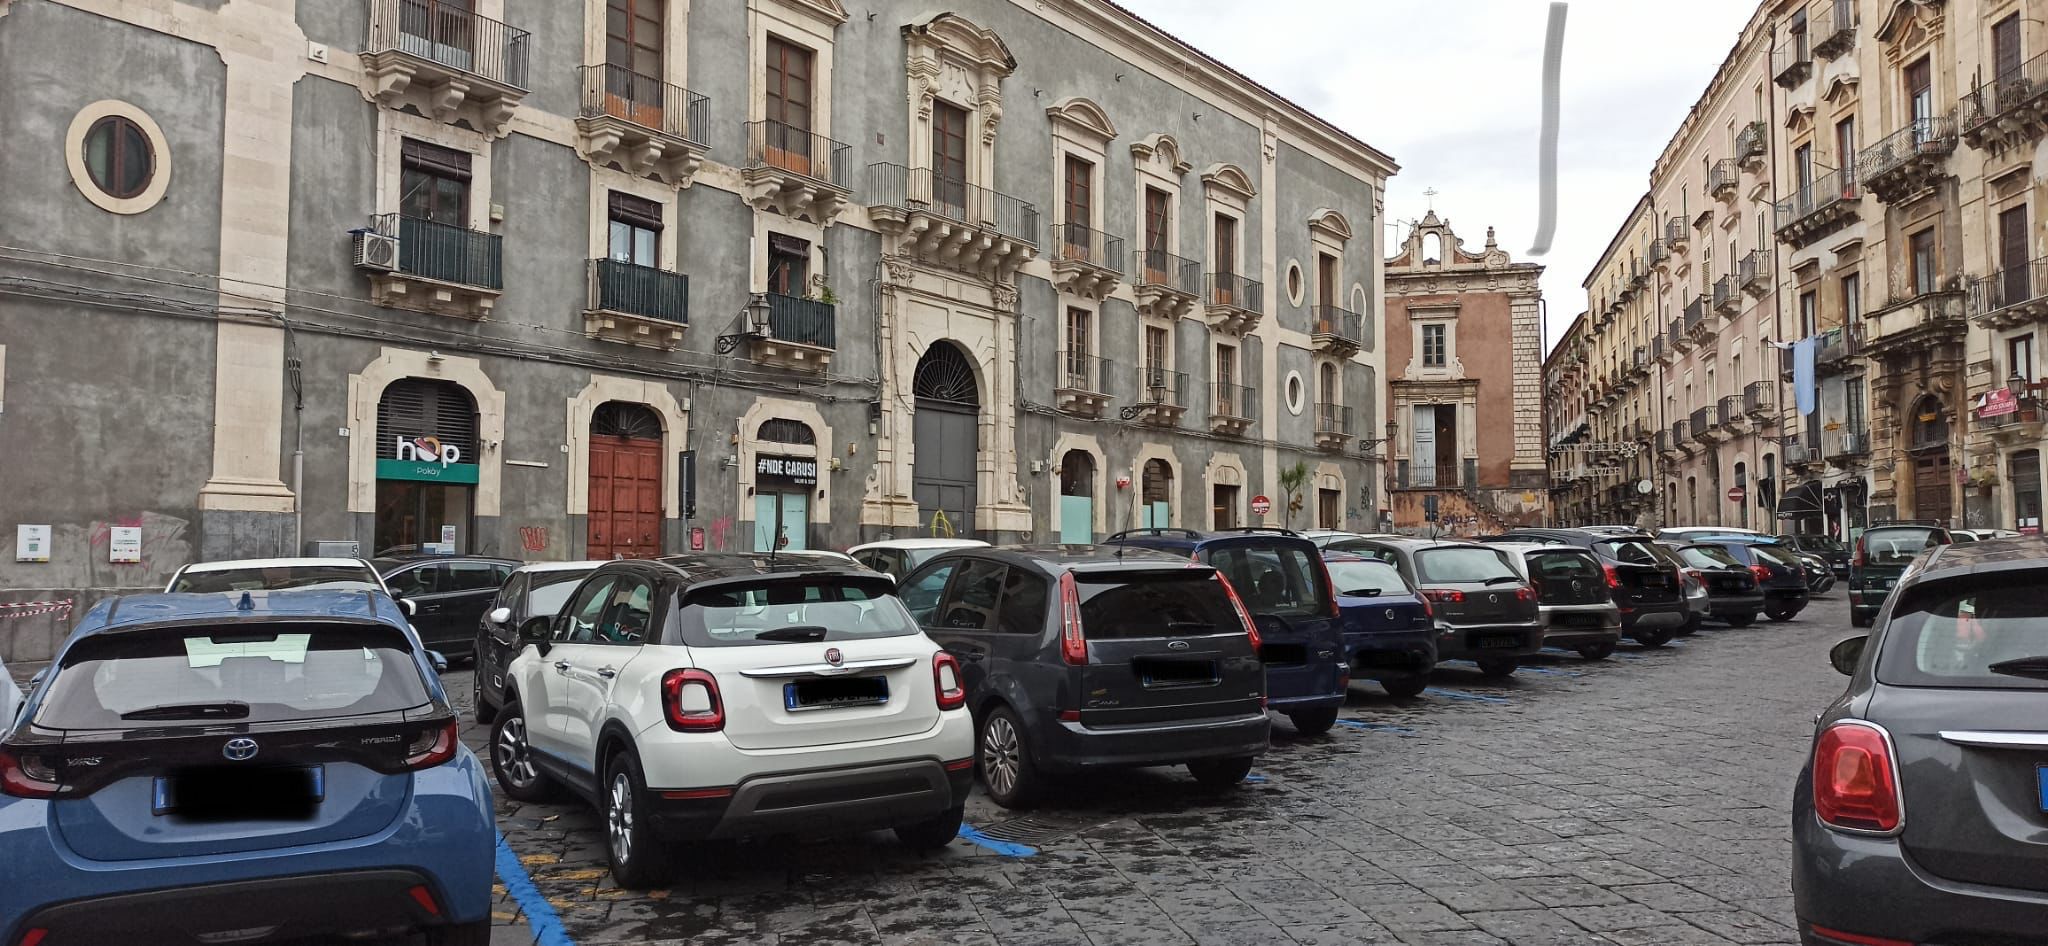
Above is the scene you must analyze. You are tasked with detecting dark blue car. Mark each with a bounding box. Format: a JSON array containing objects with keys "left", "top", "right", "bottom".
[
  {"left": 1322, "top": 552, "right": 1436, "bottom": 698},
  {"left": 0, "top": 590, "right": 496, "bottom": 945},
  {"left": 1108, "top": 528, "right": 1347, "bottom": 734}
]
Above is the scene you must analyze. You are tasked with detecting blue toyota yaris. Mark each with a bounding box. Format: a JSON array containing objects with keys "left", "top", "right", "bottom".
[{"left": 0, "top": 590, "right": 496, "bottom": 945}]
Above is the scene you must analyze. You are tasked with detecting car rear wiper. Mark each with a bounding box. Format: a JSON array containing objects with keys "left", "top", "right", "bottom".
[
  {"left": 755, "top": 625, "right": 829, "bottom": 643},
  {"left": 1342, "top": 588, "right": 1383, "bottom": 598},
  {"left": 119, "top": 701, "right": 250, "bottom": 721},
  {"left": 1481, "top": 576, "right": 1521, "bottom": 585},
  {"left": 1166, "top": 621, "right": 1218, "bottom": 634},
  {"left": 1986, "top": 656, "right": 2048, "bottom": 680}
]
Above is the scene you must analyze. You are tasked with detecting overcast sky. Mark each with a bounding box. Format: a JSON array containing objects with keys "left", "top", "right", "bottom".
[{"left": 1116, "top": 0, "right": 1759, "bottom": 352}]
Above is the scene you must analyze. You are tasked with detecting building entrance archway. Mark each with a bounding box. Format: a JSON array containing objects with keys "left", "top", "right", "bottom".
[{"left": 912, "top": 342, "right": 980, "bottom": 537}]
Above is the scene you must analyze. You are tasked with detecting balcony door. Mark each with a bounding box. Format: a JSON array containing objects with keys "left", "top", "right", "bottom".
[
  {"left": 398, "top": 140, "right": 475, "bottom": 284},
  {"left": 1063, "top": 307, "right": 1092, "bottom": 391},
  {"left": 1063, "top": 156, "right": 1093, "bottom": 260},
  {"left": 605, "top": 0, "right": 664, "bottom": 125},
  {"left": 764, "top": 37, "right": 814, "bottom": 173},
  {"left": 912, "top": 343, "right": 981, "bottom": 538},
  {"left": 399, "top": 0, "right": 475, "bottom": 71},
  {"left": 1905, "top": 56, "right": 1933, "bottom": 135},
  {"left": 1143, "top": 188, "right": 1171, "bottom": 283},
  {"left": 1994, "top": 15, "right": 2023, "bottom": 86},
  {"left": 931, "top": 101, "right": 969, "bottom": 218},
  {"left": 1213, "top": 214, "right": 1238, "bottom": 304},
  {"left": 1143, "top": 326, "right": 1170, "bottom": 395},
  {"left": 767, "top": 233, "right": 809, "bottom": 298},
  {"left": 2001, "top": 206, "right": 2029, "bottom": 307}
]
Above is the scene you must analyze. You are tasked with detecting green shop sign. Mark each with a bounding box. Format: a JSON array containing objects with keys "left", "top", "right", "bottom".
[{"left": 377, "top": 459, "right": 481, "bottom": 484}]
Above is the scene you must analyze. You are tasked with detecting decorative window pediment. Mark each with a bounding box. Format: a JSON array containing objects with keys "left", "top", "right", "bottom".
[
  {"left": 775, "top": 0, "right": 850, "bottom": 28},
  {"left": 1046, "top": 96, "right": 1117, "bottom": 145},
  {"left": 1308, "top": 208, "right": 1353, "bottom": 242},
  {"left": 1131, "top": 133, "right": 1191, "bottom": 176},
  {"left": 1201, "top": 163, "right": 1256, "bottom": 202}
]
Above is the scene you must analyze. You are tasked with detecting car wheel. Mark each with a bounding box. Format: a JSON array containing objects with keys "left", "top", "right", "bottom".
[
  {"left": 894, "top": 805, "right": 965, "bottom": 852},
  {"left": 1381, "top": 677, "right": 1428, "bottom": 699},
  {"left": 978, "top": 707, "right": 1042, "bottom": 810},
  {"left": 1187, "top": 756, "right": 1255, "bottom": 790},
  {"left": 1575, "top": 643, "right": 1614, "bottom": 661},
  {"left": 1766, "top": 604, "right": 1801, "bottom": 622},
  {"left": 471, "top": 671, "right": 497, "bottom": 726},
  {"left": 1475, "top": 657, "right": 1519, "bottom": 678},
  {"left": 603, "top": 749, "right": 674, "bottom": 889},
  {"left": 1286, "top": 707, "right": 1340, "bottom": 736},
  {"left": 489, "top": 702, "right": 557, "bottom": 802},
  {"left": 1631, "top": 628, "right": 1673, "bottom": 648},
  {"left": 1725, "top": 613, "right": 1756, "bottom": 628},
  {"left": 424, "top": 918, "right": 492, "bottom": 946}
]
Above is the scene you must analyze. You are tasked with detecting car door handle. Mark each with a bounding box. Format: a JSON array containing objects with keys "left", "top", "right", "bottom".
[
  {"left": 595, "top": 666, "right": 618, "bottom": 679},
  {"left": 553, "top": 661, "right": 572, "bottom": 673}
]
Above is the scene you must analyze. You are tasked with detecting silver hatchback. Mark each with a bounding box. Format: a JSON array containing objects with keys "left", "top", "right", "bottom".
[{"left": 1495, "top": 543, "right": 1623, "bottom": 660}]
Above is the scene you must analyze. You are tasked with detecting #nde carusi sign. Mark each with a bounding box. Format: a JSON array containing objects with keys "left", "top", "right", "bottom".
[{"left": 755, "top": 455, "right": 818, "bottom": 489}]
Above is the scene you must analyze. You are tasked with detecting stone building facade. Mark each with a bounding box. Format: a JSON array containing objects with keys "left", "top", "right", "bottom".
[
  {"left": 0, "top": 0, "right": 1395, "bottom": 660},
  {"left": 1543, "top": 311, "right": 1594, "bottom": 524},
  {"left": 1382, "top": 214, "right": 1547, "bottom": 533},
  {"left": 1567, "top": 194, "right": 1659, "bottom": 528}
]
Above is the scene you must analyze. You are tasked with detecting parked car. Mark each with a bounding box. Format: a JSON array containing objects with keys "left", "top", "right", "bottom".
[
  {"left": 1949, "top": 528, "right": 2022, "bottom": 542},
  {"left": 489, "top": 554, "right": 974, "bottom": 886},
  {"left": 1493, "top": 543, "right": 1624, "bottom": 659},
  {"left": 1700, "top": 540, "right": 1810, "bottom": 621},
  {"left": 0, "top": 657, "right": 18, "bottom": 726},
  {"left": 1798, "top": 552, "right": 1837, "bottom": 595},
  {"left": 1328, "top": 538, "right": 1541, "bottom": 677},
  {"left": 1482, "top": 529, "right": 1688, "bottom": 647},
  {"left": 1849, "top": 524, "right": 1953, "bottom": 628},
  {"left": 1641, "top": 541, "right": 1711, "bottom": 635},
  {"left": 848, "top": 538, "right": 991, "bottom": 579},
  {"left": 0, "top": 590, "right": 494, "bottom": 945},
  {"left": 1109, "top": 528, "right": 1346, "bottom": 734},
  {"left": 374, "top": 555, "right": 519, "bottom": 660},
  {"left": 1658, "top": 525, "right": 1766, "bottom": 543},
  {"left": 1300, "top": 529, "right": 1403, "bottom": 548},
  {"left": 472, "top": 561, "right": 605, "bottom": 725},
  {"left": 1666, "top": 543, "right": 1764, "bottom": 627},
  {"left": 166, "top": 557, "right": 393, "bottom": 597},
  {"left": 1793, "top": 536, "right": 2048, "bottom": 946},
  {"left": 1776, "top": 532, "right": 1850, "bottom": 579},
  {"left": 1321, "top": 552, "right": 1434, "bottom": 697},
  {"left": 901, "top": 545, "right": 1269, "bottom": 808}
]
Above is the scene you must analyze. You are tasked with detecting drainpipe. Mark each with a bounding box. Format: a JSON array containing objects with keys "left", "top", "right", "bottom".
[{"left": 287, "top": 342, "right": 305, "bottom": 556}]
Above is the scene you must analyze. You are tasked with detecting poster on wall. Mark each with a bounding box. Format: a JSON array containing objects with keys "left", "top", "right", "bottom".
[
  {"left": 15, "top": 525, "right": 49, "bottom": 563},
  {"left": 755, "top": 454, "right": 819, "bottom": 489},
  {"left": 109, "top": 527, "right": 142, "bottom": 564}
]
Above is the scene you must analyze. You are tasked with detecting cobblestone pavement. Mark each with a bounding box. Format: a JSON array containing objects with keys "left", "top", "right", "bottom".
[{"left": 459, "top": 593, "right": 1855, "bottom": 946}]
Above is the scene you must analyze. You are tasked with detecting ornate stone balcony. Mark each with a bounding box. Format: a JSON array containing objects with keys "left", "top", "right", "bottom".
[
  {"left": 866, "top": 164, "right": 1038, "bottom": 282},
  {"left": 741, "top": 120, "right": 851, "bottom": 225},
  {"left": 575, "top": 65, "right": 710, "bottom": 186},
  {"left": 1047, "top": 225, "right": 1123, "bottom": 301},
  {"left": 361, "top": 0, "right": 530, "bottom": 136}
]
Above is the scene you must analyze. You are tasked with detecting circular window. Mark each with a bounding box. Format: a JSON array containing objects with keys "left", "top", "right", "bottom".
[
  {"left": 66, "top": 101, "right": 171, "bottom": 214},
  {"left": 1286, "top": 262, "right": 1305, "bottom": 306},
  {"left": 1285, "top": 371, "right": 1306, "bottom": 415},
  {"left": 85, "top": 116, "right": 154, "bottom": 199}
]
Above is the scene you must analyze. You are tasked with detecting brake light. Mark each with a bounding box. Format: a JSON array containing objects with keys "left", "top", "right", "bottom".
[
  {"left": 1057, "top": 709, "right": 1080, "bottom": 722},
  {"left": 1853, "top": 539, "right": 1866, "bottom": 568},
  {"left": 1750, "top": 563, "right": 1773, "bottom": 585},
  {"left": 1602, "top": 564, "right": 1621, "bottom": 589},
  {"left": 1420, "top": 588, "right": 1464, "bottom": 605},
  {"left": 1813, "top": 721, "right": 1903, "bottom": 833},
  {"left": 933, "top": 652, "right": 967, "bottom": 710},
  {"left": 17, "top": 930, "right": 47, "bottom": 946},
  {"left": 1058, "top": 571, "right": 1087, "bottom": 665},
  {"left": 403, "top": 719, "right": 460, "bottom": 770},
  {"left": 1317, "top": 562, "right": 1342, "bottom": 618},
  {"left": 1216, "top": 573, "right": 1262, "bottom": 650},
  {"left": 1514, "top": 587, "right": 1535, "bottom": 603},
  {"left": 407, "top": 884, "right": 442, "bottom": 917},
  {"left": 661, "top": 669, "right": 725, "bottom": 732},
  {"left": 1417, "top": 596, "right": 1434, "bottom": 620},
  {"left": 0, "top": 747, "right": 61, "bottom": 799},
  {"left": 1807, "top": 925, "right": 1913, "bottom": 946}
]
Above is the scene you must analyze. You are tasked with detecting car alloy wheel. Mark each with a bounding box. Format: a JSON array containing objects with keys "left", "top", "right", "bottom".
[
  {"left": 981, "top": 714, "right": 1021, "bottom": 799},
  {"left": 494, "top": 716, "right": 538, "bottom": 789},
  {"left": 608, "top": 772, "right": 635, "bottom": 867}
]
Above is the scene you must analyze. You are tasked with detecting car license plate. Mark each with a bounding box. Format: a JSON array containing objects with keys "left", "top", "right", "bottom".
[
  {"left": 1476, "top": 633, "right": 1521, "bottom": 650},
  {"left": 1553, "top": 613, "right": 1598, "bottom": 628},
  {"left": 785, "top": 676, "right": 889, "bottom": 711},
  {"left": 154, "top": 765, "right": 324, "bottom": 819},
  {"left": 2038, "top": 766, "right": 2047, "bottom": 813}
]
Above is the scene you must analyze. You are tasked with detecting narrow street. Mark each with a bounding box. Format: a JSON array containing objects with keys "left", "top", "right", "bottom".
[{"left": 459, "top": 596, "right": 1849, "bottom": 946}]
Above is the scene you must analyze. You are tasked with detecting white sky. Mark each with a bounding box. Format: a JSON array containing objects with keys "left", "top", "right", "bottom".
[{"left": 1116, "top": 0, "right": 1759, "bottom": 352}]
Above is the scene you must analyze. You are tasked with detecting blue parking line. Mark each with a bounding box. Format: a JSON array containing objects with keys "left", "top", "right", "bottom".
[
  {"left": 957, "top": 823, "right": 1038, "bottom": 857},
  {"left": 1424, "top": 687, "right": 1511, "bottom": 704},
  {"left": 1517, "top": 666, "right": 1581, "bottom": 677},
  {"left": 1243, "top": 773, "right": 1269, "bottom": 783},
  {"left": 1337, "top": 719, "right": 1418, "bottom": 736},
  {"left": 495, "top": 831, "right": 576, "bottom": 946}
]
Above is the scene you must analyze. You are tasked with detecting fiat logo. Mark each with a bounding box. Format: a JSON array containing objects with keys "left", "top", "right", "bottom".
[
  {"left": 824, "top": 647, "right": 844, "bottom": 667},
  {"left": 222, "top": 738, "right": 259, "bottom": 762},
  {"left": 1488, "top": 593, "right": 1499, "bottom": 604},
  {"left": 1167, "top": 640, "right": 1191, "bottom": 651},
  {"left": 1385, "top": 608, "right": 1397, "bottom": 620}
]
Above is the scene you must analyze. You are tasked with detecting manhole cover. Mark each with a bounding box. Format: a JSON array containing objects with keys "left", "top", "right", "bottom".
[{"left": 975, "top": 816, "right": 1093, "bottom": 846}]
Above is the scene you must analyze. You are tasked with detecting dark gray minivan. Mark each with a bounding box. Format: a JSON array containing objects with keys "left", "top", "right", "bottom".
[{"left": 899, "top": 546, "right": 1270, "bottom": 808}]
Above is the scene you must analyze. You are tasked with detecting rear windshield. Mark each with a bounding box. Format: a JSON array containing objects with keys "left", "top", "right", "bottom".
[
  {"left": 679, "top": 578, "right": 916, "bottom": 646},
  {"left": 1596, "top": 540, "right": 1664, "bottom": 566},
  {"left": 1415, "top": 547, "right": 1518, "bottom": 584},
  {"left": 1078, "top": 572, "right": 1242, "bottom": 640},
  {"left": 1679, "top": 546, "right": 1743, "bottom": 569},
  {"left": 171, "top": 565, "right": 379, "bottom": 594},
  {"left": 524, "top": 571, "right": 594, "bottom": 619},
  {"left": 1205, "top": 545, "right": 1330, "bottom": 617},
  {"left": 1864, "top": 528, "right": 1946, "bottom": 565},
  {"left": 1529, "top": 551, "right": 1601, "bottom": 581},
  {"left": 36, "top": 623, "right": 432, "bottom": 729},
  {"left": 1876, "top": 579, "right": 2048, "bottom": 690},
  {"left": 1325, "top": 560, "right": 1409, "bottom": 598},
  {"left": 1752, "top": 544, "right": 1802, "bottom": 568},
  {"left": 1787, "top": 535, "right": 1843, "bottom": 552}
]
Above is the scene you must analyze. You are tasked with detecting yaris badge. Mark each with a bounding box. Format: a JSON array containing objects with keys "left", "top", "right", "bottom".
[
  {"left": 222, "top": 738, "right": 259, "bottom": 762},
  {"left": 824, "top": 647, "right": 844, "bottom": 667}
]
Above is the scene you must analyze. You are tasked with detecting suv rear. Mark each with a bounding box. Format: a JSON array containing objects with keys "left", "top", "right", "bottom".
[
  {"left": 1850, "top": 524, "right": 1953, "bottom": 627},
  {"left": 1331, "top": 538, "right": 1542, "bottom": 677},
  {"left": 1667, "top": 543, "right": 1764, "bottom": 626},
  {"left": 1776, "top": 532, "right": 1849, "bottom": 579},
  {"left": 1487, "top": 529, "right": 1687, "bottom": 647},
  {"left": 1108, "top": 529, "right": 1346, "bottom": 735},
  {"left": 902, "top": 546, "right": 1269, "bottom": 808},
  {"left": 1494, "top": 543, "right": 1623, "bottom": 660},
  {"left": 1701, "top": 540, "right": 1810, "bottom": 621}
]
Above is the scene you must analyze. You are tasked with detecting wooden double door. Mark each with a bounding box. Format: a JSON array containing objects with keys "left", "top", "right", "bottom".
[{"left": 589, "top": 433, "right": 662, "bottom": 559}]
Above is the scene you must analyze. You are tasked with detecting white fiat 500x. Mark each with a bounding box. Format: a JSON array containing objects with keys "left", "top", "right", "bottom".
[{"left": 489, "top": 553, "right": 975, "bottom": 887}]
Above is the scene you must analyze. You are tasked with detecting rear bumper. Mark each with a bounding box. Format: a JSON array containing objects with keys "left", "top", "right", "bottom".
[
  {"left": 1041, "top": 712, "right": 1270, "bottom": 771},
  {"left": 1704, "top": 592, "right": 1764, "bottom": 615},
  {"left": 1617, "top": 603, "right": 1687, "bottom": 631},
  {"left": 1766, "top": 588, "right": 1810, "bottom": 608},
  {"left": 1793, "top": 797, "right": 2048, "bottom": 944},
  {"left": 650, "top": 758, "right": 972, "bottom": 841},
  {"left": 1264, "top": 658, "right": 1348, "bottom": 710},
  {"left": 1536, "top": 606, "right": 1621, "bottom": 648},
  {"left": 1343, "top": 630, "right": 1436, "bottom": 680},
  {"left": 15, "top": 870, "right": 464, "bottom": 946},
  {"left": 1434, "top": 623, "right": 1544, "bottom": 661}
]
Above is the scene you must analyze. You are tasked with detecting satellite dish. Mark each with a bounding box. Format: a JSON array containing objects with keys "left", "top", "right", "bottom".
[{"left": 1636, "top": 479, "right": 1655, "bottom": 495}]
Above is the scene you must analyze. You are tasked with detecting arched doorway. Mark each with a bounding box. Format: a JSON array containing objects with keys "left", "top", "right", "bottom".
[
  {"left": 589, "top": 401, "right": 664, "bottom": 559},
  {"left": 374, "top": 378, "right": 479, "bottom": 555},
  {"left": 1908, "top": 396, "right": 1952, "bottom": 525},
  {"left": 913, "top": 343, "right": 980, "bottom": 537},
  {"left": 1058, "top": 450, "right": 1096, "bottom": 544},
  {"left": 1140, "top": 459, "right": 1173, "bottom": 527},
  {"left": 753, "top": 418, "right": 817, "bottom": 551}
]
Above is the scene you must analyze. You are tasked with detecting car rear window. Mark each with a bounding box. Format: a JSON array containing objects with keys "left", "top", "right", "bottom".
[
  {"left": 1788, "top": 535, "right": 1844, "bottom": 552},
  {"left": 1876, "top": 579, "right": 2048, "bottom": 690},
  {"left": 1863, "top": 528, "right": 1947, "bottom": 564},
  {"left": 171, "top": 565, "right": 380, "bottom": 594},
  {"left": 1077, "top": 571, "right": 1242, "bottom": 640},
  {"left": 524, "top": 570, "right": 595, "bottom": 619},
  {"left": 1679, "top": 546, "right": 1743, "bottom": 569},
  {"left": 1415, "top": 547, "right": 1518, "bottom": 583},
  {"left": 1596, "top": 540, "right": 1663, "bottom": 566},
  {"left": 1752, "top": 544, "right": 1802, "bottom": 568},
  {"left": 1205, "top": 545, "right": 1329, "bottom": 617},
  {"left": 1325, "top": 560, "right": 1408, "bottom": 598},
  {"left": 679, "top": 577, "right": 917, "bottom": 646},
  {"left": 1529, "top": 550, "right": 1601, "bottom": 581},
  {"left": 36, "top": 623, "right": 433, "bottom": 729}
]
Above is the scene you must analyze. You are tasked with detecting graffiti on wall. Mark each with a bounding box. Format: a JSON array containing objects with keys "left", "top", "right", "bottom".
[
  {"left": 708, "top": 517, "right": 735, "bottom": 551},
  {"left": 518, "top": 526, "right": 549, "bottom": 553}
]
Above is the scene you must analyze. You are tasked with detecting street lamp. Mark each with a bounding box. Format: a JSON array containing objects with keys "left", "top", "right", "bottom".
[
  {"left": 2008, "top": 368, "right": 2027, "bottom": 399},
  {"left": 1358, "top": 418, "right": 1399, "bottom": 454},
  {"left": 714, "top": 293, "right": 775, "bottom": 354}
]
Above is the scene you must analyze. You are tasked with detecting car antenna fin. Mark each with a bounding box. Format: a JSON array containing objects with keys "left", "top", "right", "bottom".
[{"left": 237, "top": 591, "right": 255, "bottom": 611}]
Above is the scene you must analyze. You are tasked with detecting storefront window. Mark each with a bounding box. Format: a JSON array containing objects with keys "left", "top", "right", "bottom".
[
  {"left": 753, "top": 419, "right": 818, "bottom": 551},
  {"left": 374, "top": 379, "right": 479, "bottom": 555},
  {"left": 2014, "top": 450, "right": 2042, "bottom": 534}
]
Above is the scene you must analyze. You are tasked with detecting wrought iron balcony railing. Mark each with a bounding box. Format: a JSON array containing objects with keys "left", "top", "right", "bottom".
[
  {"left": 367, "top": 0, "right": 531, "bottom": 88},
  {"left": 1813, "top": 0, "right": 1856, "bottom": 58},
  {"left": 1049, "top": 224, "right": 1124, "bottom": 272},
  {"left": 1056, "top": 351, "right": 1111, "bottom": 396},
  {"left": 1665, "top": 216, "right": 1690, "bottom": 247},
  {"left": 1774, "top": 166, "right": 1860, "bottom": 233},
  {"left": 1135, "top": 366, "right": 1188, "bottom": 408},
  {"left": 589, "top": 258, "right": 688, "bottom": 323},
  {"left": 1744, "top": 380, "right": 1775, "bottom": 416},
  {"left": 578, "top": 65, "right": 708, "bottom": 142},
  {"left": 1315, "top": 402, "right": 1353, "bottom": 437},
  {"left": 1133, "top": 248, "right": 1202, "bottom": 296},
  {"left": 765, "top": 292, "right": 836, "bottom": 349},
  {"left": 1708, "top": 158, "right": 1739, "bottom": 197},
  {"left": 1737, "top": 249, "right": 1771, "bottom": 293},
  {"left": 1311, "top": 305, "right": 1366, "bottom": 347},
  {"left": 1212, "top": 382, "right": 1257, "bottom": 421},
  {"left": 1970, "top": 254, "right": 2048, "bottom": 320},
  {"left": 1963, "top": 50, "right": 2048, "bottom": 139},
  {"left": 1857, "top": 116, "right": 1958, "bottom": 183},
  {"left": 1773, "top": 33, "right": 1812, "bottom": 87},
  {"left": 1736, "top": 120, "right": 1769, "bottom": 164},
  {"left": 1718, "top": 395, "right": 1745, "bottom": 428},
  {"left": 373, "top": 213, "right": 502, "bottom": 289},
  {"left": 744, "top": 120, "right": 850, "bottom": 186},
  {"left": 864, "top": 164, "right": 1039, "bottom": 245},
  {"left": 1207, "top": 272, "right": 1263, "bottom": 313}
]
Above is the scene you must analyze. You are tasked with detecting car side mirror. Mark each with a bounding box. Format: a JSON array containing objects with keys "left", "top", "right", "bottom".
[
  {"left": 427, "top": 650, "right": 449, "bottom": 674},
  {"left": 519, "top": 616, "right": 553, "bottom": 656},
  {"left": 400, "top": 598, "right": 418, "bottom": 617},
  {"left": 487, "top": 606, "right": 513, "bottom": 626},
  {"left": 27, "top": 669, "right": 46, "bottom": 691},
  {"left": 1829, "top": 636, "right": 1867, "bottom": 676}
]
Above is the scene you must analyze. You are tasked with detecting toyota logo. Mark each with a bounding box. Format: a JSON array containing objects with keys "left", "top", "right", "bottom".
[
  {"left": 222, "top": 738, "right": 260, "bottom": 762},
  {"left": 824, "top": 647, "right": 844, "bottom": 667},
  {"left": 1167, "top": 640, "right": 1191, "bottom": 651}
]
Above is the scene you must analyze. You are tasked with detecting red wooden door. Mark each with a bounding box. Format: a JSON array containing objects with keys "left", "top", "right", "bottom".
[{"left": 589, "top": 435, "right": 663, "bottom": 559}]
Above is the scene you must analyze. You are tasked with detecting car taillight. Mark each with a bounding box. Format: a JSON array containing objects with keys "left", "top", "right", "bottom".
[
  {"left": 1417, "top": 596, "right": 1435, "bottom": 620},
  {"left": 16, "top": 928, "right": 48, "bottom": 946},
  {"left": 1420, "top": 588, "right": 1464, "bottom": 605},
  {"left": 1317, "top": 562, "right": 1342, "bottom": 618},
  {"left": 0, "top": 747, "right": 60, "bottom": 798},
  {"left": 1750, "top": 564, "right": 1773, "bottom": 585},
  {"left": 403, "top": 719, "right": 461, "bottom": 770},
  {"left": 1058, "top": 571, "right": 1087, "bottom": 665},
  {"left": 1806, "top": 924, "right": 1913, "bottom": 946},
  {"left": 932, "top": 652, "right": 966, "bottom": 710},
  {"left": 1602, "top": 564, "right": 1621, "bottom": 589},
  {"left": 1813, "top": 721, "right": 1903, "bottom": 834},
  {"left": 1216, "top": 573, "right": 1262, "bottom": 650},
  {"left": 1514, "top": 587, "right": 1535, "bottom": 603},
  {"left": 662, "top": 669, "right": 725, "bottom": 732},
  {"left": 1853, "top": 540, "right": 1866, "bottom": 568}
]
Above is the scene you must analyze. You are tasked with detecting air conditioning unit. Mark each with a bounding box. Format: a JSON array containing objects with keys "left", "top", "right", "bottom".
[{"left": 352, "top": 230, "right": 400, "bottom": 271}]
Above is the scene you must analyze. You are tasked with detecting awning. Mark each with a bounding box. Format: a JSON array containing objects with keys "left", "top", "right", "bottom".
[{"left": 1777, "top": 480, "right": 1824, "bottom": 519}]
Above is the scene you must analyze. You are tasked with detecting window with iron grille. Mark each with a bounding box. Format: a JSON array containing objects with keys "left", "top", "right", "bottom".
[
  {"left": 758, "top": 418, "right": 816, "bottom": 445},
  {"left": 377, "top": 379, "right": 478, "bottom": 460}
]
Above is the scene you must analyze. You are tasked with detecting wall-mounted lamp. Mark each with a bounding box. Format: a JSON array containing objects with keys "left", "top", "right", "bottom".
[{"left": 720, "top": 455, "right": 738, "bottom": 470}]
